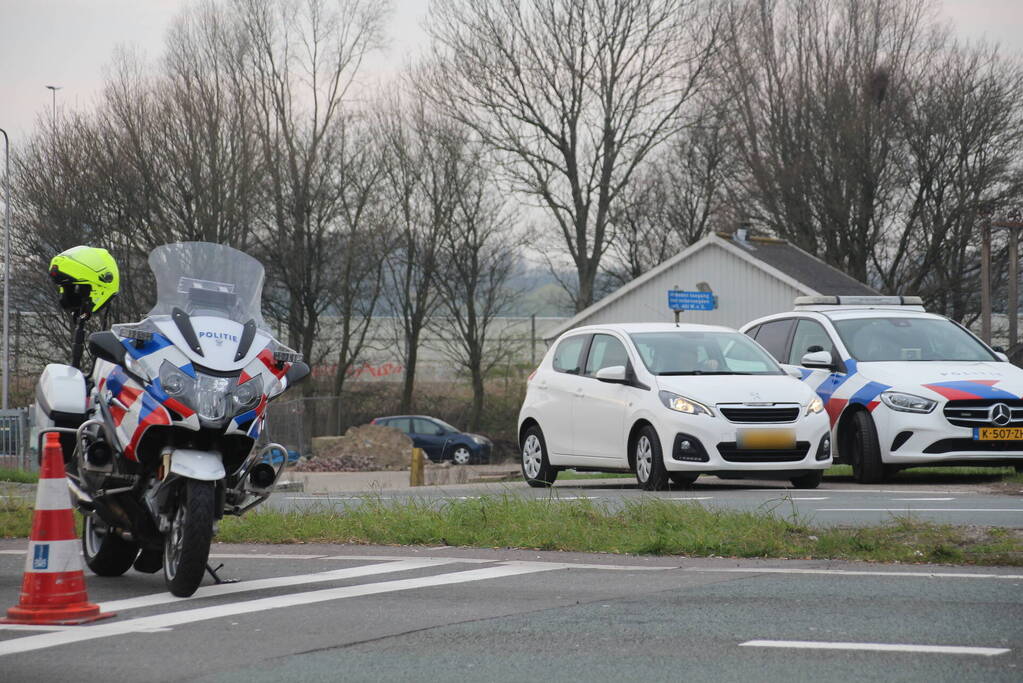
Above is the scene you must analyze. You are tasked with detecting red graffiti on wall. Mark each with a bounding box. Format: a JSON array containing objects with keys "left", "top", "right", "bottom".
[{"left": 312, "top": 362, "right": 405, "bottom": 380}]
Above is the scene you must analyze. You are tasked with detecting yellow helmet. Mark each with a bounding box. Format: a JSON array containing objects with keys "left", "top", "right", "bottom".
[{"left": 48, "top": 246, "right": 120, "bottom": 315}]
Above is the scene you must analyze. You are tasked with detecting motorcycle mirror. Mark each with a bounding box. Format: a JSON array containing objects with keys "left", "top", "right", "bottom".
[
  {"left": 88, "top": 331, "right": 127, "bottom": 367},
  {"left": 285, "top": 361, "right": 311, "bottom": 386}
]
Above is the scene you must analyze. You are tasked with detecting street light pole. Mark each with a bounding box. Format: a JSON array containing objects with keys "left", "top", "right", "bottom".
[
  {"left": 0, "top": 128, "right": 10, "bottom": 409},
  {"left": 45, "top": 85, "right": 62, "bottom": 123}
]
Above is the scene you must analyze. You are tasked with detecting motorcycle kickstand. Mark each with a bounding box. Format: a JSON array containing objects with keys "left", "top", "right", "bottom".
[{"left": 206, "top": 562, "right": 240, "bottom": 585}]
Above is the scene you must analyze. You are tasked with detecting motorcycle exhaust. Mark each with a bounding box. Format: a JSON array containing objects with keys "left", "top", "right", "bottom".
[{"left": 248, "top": 463, "right": 277, "bottom": 490}]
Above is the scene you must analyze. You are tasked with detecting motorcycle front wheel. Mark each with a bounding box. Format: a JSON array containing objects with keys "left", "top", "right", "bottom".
[{"left": 163, "top": 479, "right": 215, "bottom": 597}]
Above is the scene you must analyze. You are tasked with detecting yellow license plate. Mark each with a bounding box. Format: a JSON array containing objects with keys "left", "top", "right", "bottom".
[
  {"left": 975, "top": 427, "right": 1023, "bottom": 441},
  {"left": 737, "top": 429, "right": 796, "bottom": 450}
]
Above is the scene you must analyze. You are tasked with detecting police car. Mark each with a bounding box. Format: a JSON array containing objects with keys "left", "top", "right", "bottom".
[{"left": 741, "top": 296, "right": 1023, "bottom": 483}]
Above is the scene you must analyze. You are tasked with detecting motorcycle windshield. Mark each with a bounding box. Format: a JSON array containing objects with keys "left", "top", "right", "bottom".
[{"left": 147, "top": 242, "right": 267, "bottom": 329}]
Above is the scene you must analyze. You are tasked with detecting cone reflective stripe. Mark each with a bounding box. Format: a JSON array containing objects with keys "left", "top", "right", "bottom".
[{"left": 2, "top": 432, "right": 115, "bottom": 625}]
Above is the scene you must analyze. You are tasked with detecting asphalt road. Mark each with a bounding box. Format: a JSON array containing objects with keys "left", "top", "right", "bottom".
[
  {"left": 1, "top": 542, "right": 1021, "bottom": 682},
  {"left": 272, "top": 477, "right": 1023, "bottom": 528}
]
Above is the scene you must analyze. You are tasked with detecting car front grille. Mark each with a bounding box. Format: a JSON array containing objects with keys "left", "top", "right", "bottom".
[
  {"left": 719, "top": 405, "right": 800, "bottom": 423},
  {"left": 716, "top": 441, "right": 811, "bottom": 462},
  {"left": 943, "top": 399, "right": 1023, "bottom": 428}
]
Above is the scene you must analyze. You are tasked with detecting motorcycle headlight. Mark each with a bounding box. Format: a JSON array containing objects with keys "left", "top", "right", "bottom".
[
  {"left": 195, "top": 374, "right": 231, "bottom": 421},
  {"left": 658, "top": 390, "right": 714, "bottom": 417},
  {"left": 232, "top": 376, "right": 263, "bottom": 410},
  {"left": 806, "top": 397, "right": 824, "bottom": 415},
  {"left": 880, "top": 391, "right": 936, "bottom": 414},
  {"left": 159, "top": 360, "right": 194, "bottom": 398}
]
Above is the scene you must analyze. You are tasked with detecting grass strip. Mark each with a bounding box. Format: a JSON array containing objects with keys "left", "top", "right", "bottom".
[
  {"left": 0, "top": 468, "right": 38, "bottom": 484},
  {"left": 214, "top": 496, "right": 1023, "bottom": 566},
  {"left": 3, "top": 494, "right": 1019, "bottom": 566}
]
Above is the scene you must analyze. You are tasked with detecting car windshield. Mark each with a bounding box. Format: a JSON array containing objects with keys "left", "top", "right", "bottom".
[
  {"left": 629, "top": 331, "right": 783, "bottom": 375},
  {"left": 833, "top": 317, "right": 996, "bottom": 362},
  {"left": 146, "top": 242, "right": 267, "bottom": 328}
]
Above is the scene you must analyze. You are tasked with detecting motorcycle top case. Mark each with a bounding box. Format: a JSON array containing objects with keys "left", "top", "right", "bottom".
[{"left": 35, "top": 363, "right": 87, "bottom": 424}]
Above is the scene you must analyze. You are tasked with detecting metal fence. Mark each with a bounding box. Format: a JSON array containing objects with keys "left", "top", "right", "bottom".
[{"left": 0, "top": 408, "right": 32, "bottom": 471}]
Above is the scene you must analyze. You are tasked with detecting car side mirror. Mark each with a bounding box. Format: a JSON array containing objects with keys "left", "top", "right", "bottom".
[
  {"left": 779, "top": 364, "right": 803, "bottom": 379},
  {"left": 801, "top": 350, "right": 834, "bottom": 370},
  {"left": 88, "top": 331, "right": 126, "bottom": 367},
  {"left": 996, "top": 351, "right": 1010, "bottom": 363},
  {"left": 595, "top": 365, "right": 627, "bottom": 383}
]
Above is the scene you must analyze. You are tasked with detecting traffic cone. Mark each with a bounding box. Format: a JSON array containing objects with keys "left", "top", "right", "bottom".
[{"left": 2, "top": 433, "right": 115, "bottom": 625}]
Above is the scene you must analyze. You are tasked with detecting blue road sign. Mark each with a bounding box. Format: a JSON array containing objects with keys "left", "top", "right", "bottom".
[{"left": 668, "top": 290, "right": 716, "bottom": 311}]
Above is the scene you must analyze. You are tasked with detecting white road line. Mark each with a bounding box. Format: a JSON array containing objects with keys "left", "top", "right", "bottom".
[
  {"left": 670, "top": 497, "right": 713, "bottom": 501},
  {"left": 789, "top": 497, "right": 829, "bottom": 501},
  {"left": 0, "top": 549, "right": 25, "bottom": 555},
  {"left": 0, "top": 564, "right": 559, "bottom": 657},
  {"left": 553, "top": 496, "right": 599, "bottom": 500},
  {"left": 740, "top": 640, "right": 1009, "bottom": 656},
  {"left": 209, "top": 553, "right": 331, "bottom": 560},
  {"left": 688, "top": 567, "right": 1023, "bottom": 580},
  {"left": 98, "top": 558, "right": 464, "bottom": 612},
  {"left": 890, "top": 498, "right": 955, "bottom": 502},
  {"left": 815, "top": 508, "right": 1023, "bottom": 513}
]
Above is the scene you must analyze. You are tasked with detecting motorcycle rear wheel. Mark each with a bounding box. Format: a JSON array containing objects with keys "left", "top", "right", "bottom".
[
  {"left": 82, "top": 513, "right": 139, "bottom": 577},
  {"left": 163, "top": 479, "right": 215, "bottom": 597}
]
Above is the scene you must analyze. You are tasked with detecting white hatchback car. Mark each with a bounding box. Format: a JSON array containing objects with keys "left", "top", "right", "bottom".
[
  {"left": 517, "top": 323, "right": 832, "bottom": 490},
  {"left": 742, "top": 296, "right": 1023, "bottom": 483}
]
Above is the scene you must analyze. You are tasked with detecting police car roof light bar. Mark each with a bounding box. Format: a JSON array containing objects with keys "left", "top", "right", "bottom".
[{"left": 794, "top": 295, "right": 924, "bottom": 307}]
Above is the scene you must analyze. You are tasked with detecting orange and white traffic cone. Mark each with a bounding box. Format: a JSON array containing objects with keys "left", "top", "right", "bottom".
[{"left": 2, "top": 432, "right": 114, "bottom": 625}]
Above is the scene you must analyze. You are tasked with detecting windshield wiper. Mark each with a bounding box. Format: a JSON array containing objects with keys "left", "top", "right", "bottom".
[{"left": 657, "top": 371, "right": 753, "bottom": 376}]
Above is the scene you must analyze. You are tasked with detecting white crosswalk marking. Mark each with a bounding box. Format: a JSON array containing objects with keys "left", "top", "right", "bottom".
[
  {"left": 99, "top": 558, "right": 464, "bottom": 612},
  {"left": 0, "top": 563, "right": 560, "bottom": 657}
]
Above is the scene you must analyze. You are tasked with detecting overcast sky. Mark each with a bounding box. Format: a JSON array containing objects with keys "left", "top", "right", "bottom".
[{"left": 1, "top": 0, "right": 1021, "bottom": 142}]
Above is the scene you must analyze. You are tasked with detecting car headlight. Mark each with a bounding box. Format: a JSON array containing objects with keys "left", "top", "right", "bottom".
[
  {"left": 806, "top": 397, "right": 824, "bottom": 415},
  {"left": 658, "top": 390, "right": 714, "bottom": 417},
  {"left": 470, "top": 435, "right": 486, "bottom": 445},
  {"left": 880, "top": 391, "right": 936, "bottom": 414},
  {"left": 231, "top": 376, "right": 263, "bottom": 410}
]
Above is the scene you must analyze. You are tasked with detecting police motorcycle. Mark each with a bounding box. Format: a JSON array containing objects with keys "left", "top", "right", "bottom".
[{"left": 33, "top": 242, "right": 309, "bottom": 597}]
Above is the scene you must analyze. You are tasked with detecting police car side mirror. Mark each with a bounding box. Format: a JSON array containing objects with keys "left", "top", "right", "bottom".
[
  {"left": 801, "top": 350, "right": 834, "bottom": 370},
  {"left": 996, "top": 351, "right": 1010, "bottom": 363}
]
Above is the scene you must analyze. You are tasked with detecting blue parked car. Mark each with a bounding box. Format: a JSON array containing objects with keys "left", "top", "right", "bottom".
[{"left": 370, "top": 415, "right": 492, "bottom": 465}]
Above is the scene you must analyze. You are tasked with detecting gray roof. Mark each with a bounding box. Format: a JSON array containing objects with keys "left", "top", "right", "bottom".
[{"left": 728, "top": 234, "right": 878, "bottom": 296}]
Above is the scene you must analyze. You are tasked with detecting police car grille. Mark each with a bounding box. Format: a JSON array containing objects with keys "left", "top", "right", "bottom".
[
  {"left": 942, "top": 399, "right": 1023, "bottom": 428},
  {"left": 719, "top": 406, "right": 800, "bottom": 423}
]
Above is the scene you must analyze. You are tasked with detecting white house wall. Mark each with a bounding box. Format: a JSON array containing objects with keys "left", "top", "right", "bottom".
[{"left": 568, "top": 243, "right": 806, "bottom": 331}]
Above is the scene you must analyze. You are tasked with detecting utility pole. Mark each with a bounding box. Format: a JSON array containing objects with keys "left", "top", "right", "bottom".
[{"left": 0, "top": 128, "right": 9, "bottom": 409}]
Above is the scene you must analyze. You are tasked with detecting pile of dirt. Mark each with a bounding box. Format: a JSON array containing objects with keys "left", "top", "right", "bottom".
[{"left": 292, "top": 424, "right": 413, "bottom": 472}]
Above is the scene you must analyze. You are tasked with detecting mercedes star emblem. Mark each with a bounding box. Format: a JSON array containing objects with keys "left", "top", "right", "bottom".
[{"left": 989, "top": 403, "right": 1012, "bottom": 426}]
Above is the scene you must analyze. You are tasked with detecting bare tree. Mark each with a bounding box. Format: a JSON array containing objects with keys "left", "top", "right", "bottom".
[
  {"left": 423, "top": 0, "right": 720, "bottom": 311},
  {"left": 325, "top": 116, "right": 391, "bottom": 399},
  {"left": 378, "top": 98, "right": 458, "bottom": 412},
  {"left": 604, "top": 101, "right": 735, "bottom": 286},
  {"left": 431, "top": 145, "right": 524, "bottom": 430},
  {"left": 234, "top": 0, "right": 388, "bottom": 363}
]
